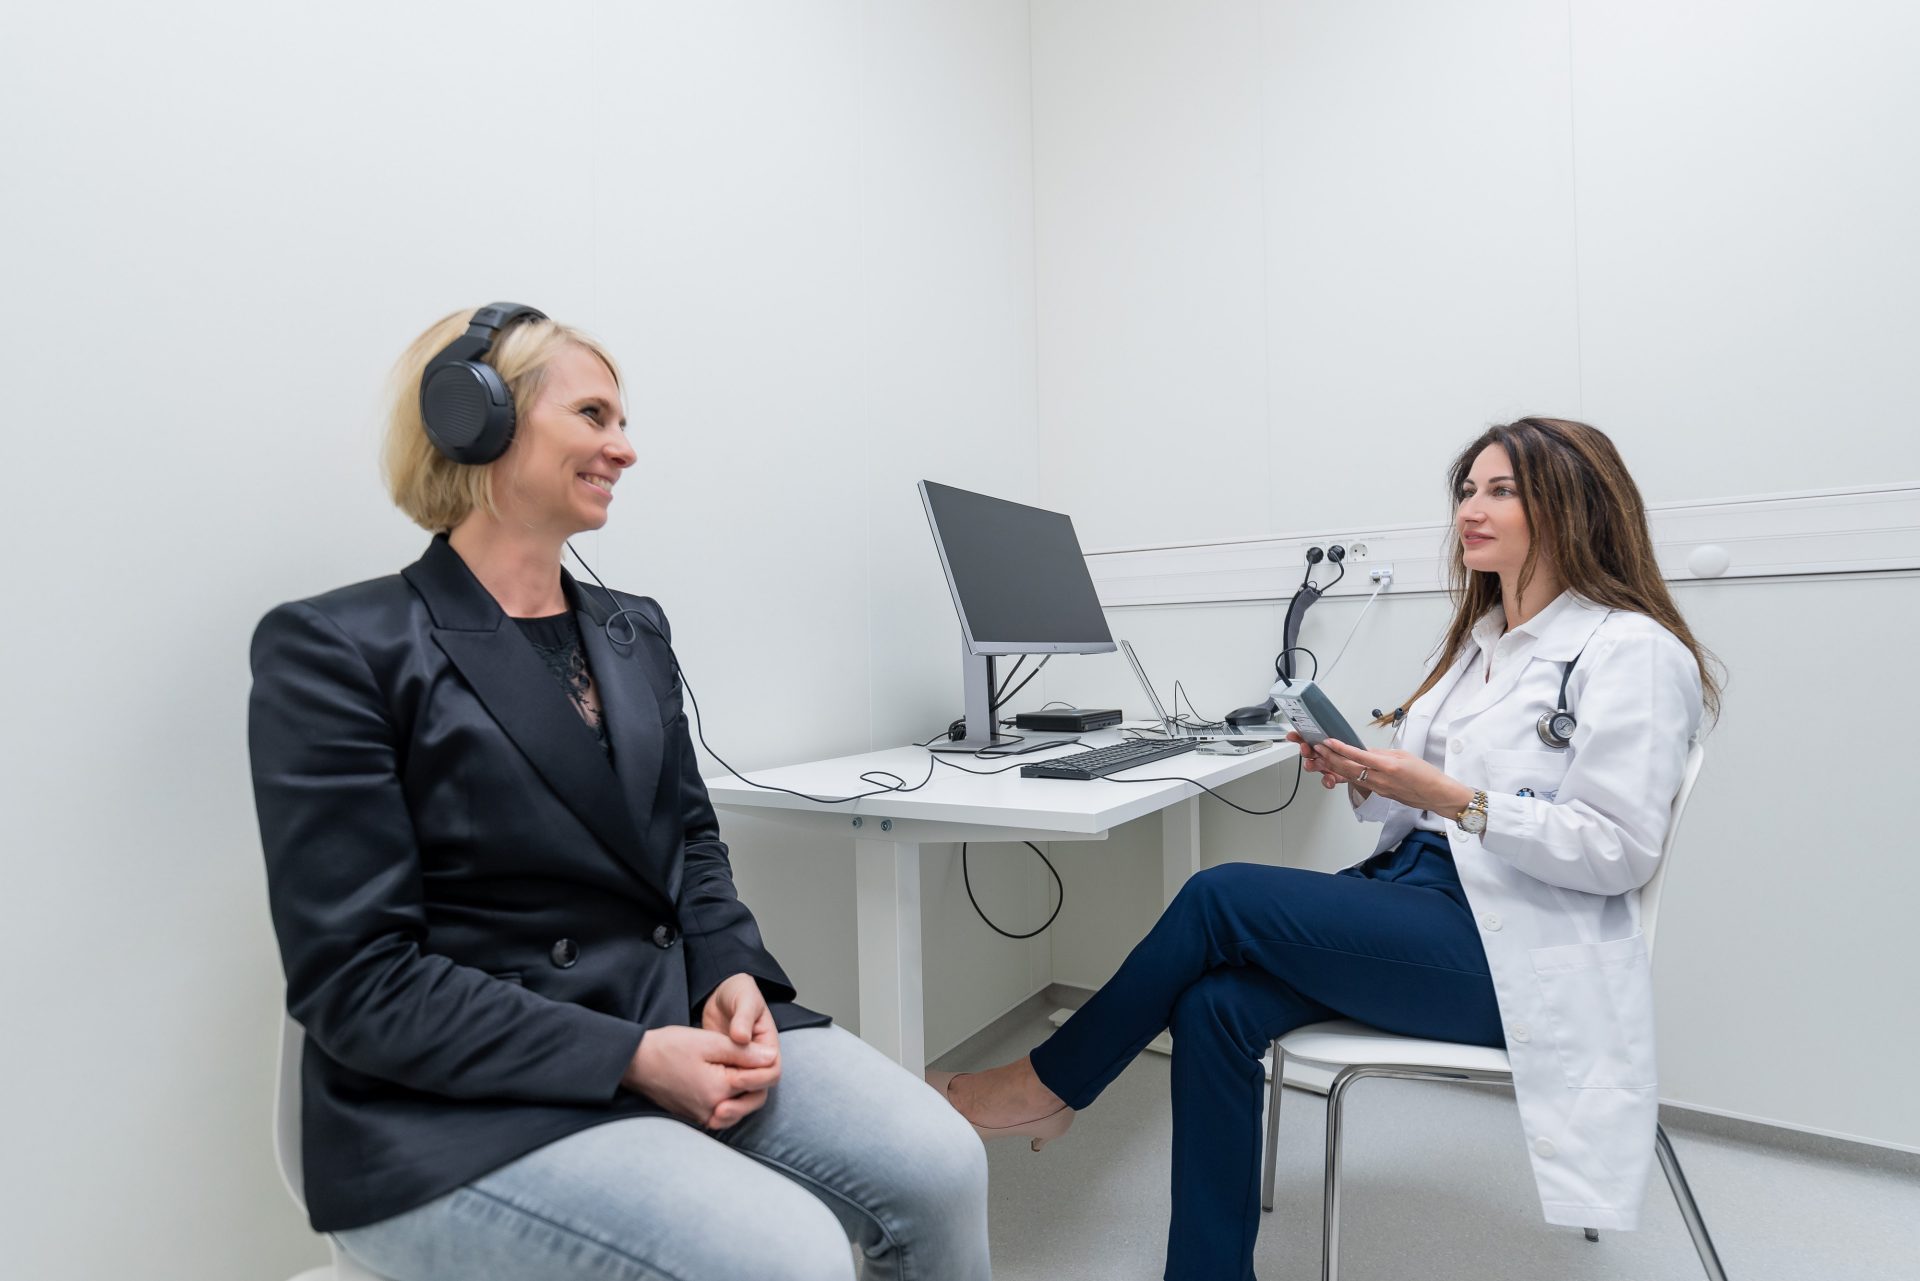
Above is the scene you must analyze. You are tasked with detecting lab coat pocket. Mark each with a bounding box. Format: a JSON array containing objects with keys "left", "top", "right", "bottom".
[
  {"left": 1528, "top": 933, "right": 1655, "bottom": 1090},
  {"left": 1486, "top": 747, "right": 1572, "bottom": 801}
]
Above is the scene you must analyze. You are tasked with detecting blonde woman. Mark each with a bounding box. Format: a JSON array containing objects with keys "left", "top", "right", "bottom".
[{"left": 250, "top": 304, "right": 987, "bottom": 1281}]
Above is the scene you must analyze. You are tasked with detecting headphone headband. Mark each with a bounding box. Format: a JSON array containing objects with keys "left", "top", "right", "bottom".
[
  {"left": 419, "top": 301, "right": 549, "bottom": 465},
  {"left": 468, "top": 302, "right": 547, "bottom": 334}
]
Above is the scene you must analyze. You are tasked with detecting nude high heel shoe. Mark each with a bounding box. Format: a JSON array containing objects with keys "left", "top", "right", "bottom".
[{"left": 926, "top": 1070, "right": 1076, "bottom": 1152}]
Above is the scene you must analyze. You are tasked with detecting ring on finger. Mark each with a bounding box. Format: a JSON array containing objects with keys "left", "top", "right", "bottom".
[{"left": 1357, "top": 767, "right": 1370, "bottom": 783}]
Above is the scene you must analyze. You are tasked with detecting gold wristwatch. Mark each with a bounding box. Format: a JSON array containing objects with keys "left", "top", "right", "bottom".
[{"left": 1454, "top": 790, "right": 1489, "bottom": 836}]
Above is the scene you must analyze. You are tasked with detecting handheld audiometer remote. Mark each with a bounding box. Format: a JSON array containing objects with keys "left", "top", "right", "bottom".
[{"left": 1268, "top": 678, "right": 1363, "bottom": 747}]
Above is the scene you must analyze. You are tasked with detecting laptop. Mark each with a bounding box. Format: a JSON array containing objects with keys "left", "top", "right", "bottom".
[{"left": 1119, "top": 640, "right": 1292, "bottom": 740}]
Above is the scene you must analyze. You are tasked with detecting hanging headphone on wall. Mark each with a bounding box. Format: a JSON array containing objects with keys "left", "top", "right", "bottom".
[
  {"left": 419, "top": 302, "right": 548, "bottom": 464},
  {"left": 1536, "top": 649, "right": 1585, "bottom": 749}
]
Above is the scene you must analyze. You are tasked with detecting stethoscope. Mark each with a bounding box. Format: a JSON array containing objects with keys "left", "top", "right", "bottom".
[
  {"left": 1536, "top": 649, "right": 1583, "bottom": 749},
  {"left": 1376, "top": 644, "right": 1587, "bottom": 749}
]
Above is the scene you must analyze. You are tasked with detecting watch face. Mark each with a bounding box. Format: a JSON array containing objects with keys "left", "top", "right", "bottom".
[{"left": 1459, "top": 809, "right": 1488, "bottom": 835}]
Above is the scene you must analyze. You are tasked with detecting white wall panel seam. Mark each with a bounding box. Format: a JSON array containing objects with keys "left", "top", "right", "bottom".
[{"left": 1084, "top": 482, "right": 1920, "bottom": 605}]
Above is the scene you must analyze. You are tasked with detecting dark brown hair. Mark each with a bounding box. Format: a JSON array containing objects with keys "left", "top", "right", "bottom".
[{"left": 1384, "top": 417, "right": 1721, "bottom": 723}]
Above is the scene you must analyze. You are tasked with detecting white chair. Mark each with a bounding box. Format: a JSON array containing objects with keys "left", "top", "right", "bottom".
[
  {"left": 1261, "top": 740, "right": 1728, "bottom": 1280},
  {"left": 275, "top": 1015, "right": 399, "bottom": 1281}
]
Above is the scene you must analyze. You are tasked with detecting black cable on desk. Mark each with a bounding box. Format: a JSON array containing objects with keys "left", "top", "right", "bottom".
[
  {"left": 1172, "top": 679, "right": 1211, "bottom": 725},
  {"left": 930, "top": 741, "right": 1093, "bottom": 775},
  {"left": 1095, "top": 747, "right": 1307, "bottom": 816},
  {"left": 673, "top": 655, "right": 941, "bottom": 804}
]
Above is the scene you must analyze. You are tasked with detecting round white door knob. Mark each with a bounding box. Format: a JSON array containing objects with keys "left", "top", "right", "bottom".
[{"left": 1687, "top": 544, "right": 1731, "bottom": 578}]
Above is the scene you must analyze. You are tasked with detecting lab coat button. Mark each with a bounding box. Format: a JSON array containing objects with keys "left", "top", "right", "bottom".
[
  {"left": 550, "top": 938, "right": 579, "bottom": 968},
  {"left": 1480, "top": 912, "right": 1502, "bottom": 932},
  {"left": 1449, "top": 737, "right": 1465, "bottom": 754},
  {"left": 1533, "top": 1137, "right": 1557, "bottom": 1158},
  {"left": 1510, "top": 1023, "right": 1531, "bottom": 1043}
]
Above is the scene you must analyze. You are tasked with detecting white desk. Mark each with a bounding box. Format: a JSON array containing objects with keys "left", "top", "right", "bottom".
[{"left": 705, "top": 727, "right": 1300, "bottom": 1077}]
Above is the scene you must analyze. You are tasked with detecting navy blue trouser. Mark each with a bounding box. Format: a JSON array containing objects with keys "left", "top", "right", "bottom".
[{"left": 1029, "top": 832, "right": 1505, "bottom": 1281}]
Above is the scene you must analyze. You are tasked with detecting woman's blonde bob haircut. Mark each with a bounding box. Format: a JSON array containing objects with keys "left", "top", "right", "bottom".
[{"left": 383, "top": 307, "right": 622, "bottom": 533}]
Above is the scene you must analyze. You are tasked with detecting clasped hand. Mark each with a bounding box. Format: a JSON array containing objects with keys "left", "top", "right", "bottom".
[
  {"left": 622, "top": 972, "right": 780, "bottom": 1131},
  {"left": 1286, "top": 731, "right": 1473, "bottom": 817}
]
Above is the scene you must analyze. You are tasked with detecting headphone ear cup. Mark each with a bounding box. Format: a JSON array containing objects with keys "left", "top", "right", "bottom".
[{"left": 421, "top": 360, "right": 517, "bottom": 464}]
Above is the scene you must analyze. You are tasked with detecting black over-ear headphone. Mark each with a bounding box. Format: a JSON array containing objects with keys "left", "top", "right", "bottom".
[
  {"left": 1537, "top": 650, "right": 1584, "bottom": 749},
  {"left": 419, "top": 302, "right": 548, "bottom": 464}
]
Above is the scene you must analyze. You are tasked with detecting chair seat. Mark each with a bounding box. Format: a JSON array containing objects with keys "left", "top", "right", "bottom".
[
  {"left": 281, "top": 1242, "right": 396, "bottom": 1281},
  {"left": 1279, "top": 1019, "right": 1513, "bottom": 1075}
]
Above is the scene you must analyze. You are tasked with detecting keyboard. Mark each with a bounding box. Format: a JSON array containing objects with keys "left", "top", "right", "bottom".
[{"left": 1020, "top": 738, "right": 1199, "bottom": 780}]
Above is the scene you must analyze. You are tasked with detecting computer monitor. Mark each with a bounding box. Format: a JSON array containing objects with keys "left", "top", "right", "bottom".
[{"left": 918, "top": 481, "right": 1115, "bottom": 751}]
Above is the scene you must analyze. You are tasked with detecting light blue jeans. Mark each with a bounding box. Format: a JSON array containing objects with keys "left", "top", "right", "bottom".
[{"left": 336, "top": 1027, "right": 989, "bottom": 1281}]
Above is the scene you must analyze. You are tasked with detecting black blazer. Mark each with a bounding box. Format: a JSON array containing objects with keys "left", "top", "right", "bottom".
[{"left": 249, "top": 535, "right": 827, "bottom": 1232}]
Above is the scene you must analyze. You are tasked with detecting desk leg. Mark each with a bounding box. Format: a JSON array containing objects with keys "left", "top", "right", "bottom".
[
  {"left": 854, "top": 838, "right": 925, "bottom": 1077},
  {"left": 1123, "top": 799, "right": 1206, "bottom": 1066},
  {"left": 1142, "top": 788, "right": 1332, "bottom": 1090},
  {"left": 1162, "top": 795, "right": 1201, "bottom": 905}
]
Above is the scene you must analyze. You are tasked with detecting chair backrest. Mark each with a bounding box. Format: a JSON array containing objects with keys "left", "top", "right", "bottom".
[
  {"left": 1638, "top": 738, "right": 1706, "bottom": 957},
  {"left": 275, "top": 1013, "right": 308, "bottom": 1210}
]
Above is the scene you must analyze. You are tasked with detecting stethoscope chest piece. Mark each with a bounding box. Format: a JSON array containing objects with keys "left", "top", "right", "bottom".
[{"left": 1536, "top": 708, "right": 1577, "bottom": 749}]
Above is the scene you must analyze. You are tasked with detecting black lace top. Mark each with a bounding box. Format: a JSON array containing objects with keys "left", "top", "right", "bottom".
[{"left": 513, "top": 612, "right": 612, "bottom": 760}]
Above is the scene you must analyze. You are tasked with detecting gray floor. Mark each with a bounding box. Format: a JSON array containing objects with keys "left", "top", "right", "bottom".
[{"left": 930, "top": 1002, "right": 1920, "bottom": 1281}]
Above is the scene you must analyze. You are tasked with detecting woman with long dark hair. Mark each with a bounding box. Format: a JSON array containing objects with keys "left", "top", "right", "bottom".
[{"left": 933, "top": 418, "right": 1719, "bottom": 1280}]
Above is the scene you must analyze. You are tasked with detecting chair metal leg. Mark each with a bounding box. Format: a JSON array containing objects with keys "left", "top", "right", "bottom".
[
  {"left": 1322, "top": 1065, "right": 1366, "bottom": 1281},
  {"left": 1304, "top": 1064, "right": 1517, "bottom": 1281},
  {"left": 1656, "top": 1124, "right": 1730, "bottom": 1281},
  {"left": 1262, "top": 1040, "right": 1284, "bottom": 1212},
  {"left": 1284, "top": 1065, "right": 1724, "bottom": 1281}
]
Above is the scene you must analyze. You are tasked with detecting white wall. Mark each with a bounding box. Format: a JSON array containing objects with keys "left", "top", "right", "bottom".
[
  {"left": 8, "top": 5, "right": 1919, "bottom": 1277},
  {"left": 1029, "top": 0, "right": 1920, "bottom": 1150},
  {"left": 1036, "top": 0, "right": 1918, "bottom": 543},
  {"left": 0, "top": 3, "right": 1038, "bottom": 1279}
]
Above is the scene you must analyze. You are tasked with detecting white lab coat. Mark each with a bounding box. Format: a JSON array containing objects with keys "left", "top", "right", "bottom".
[{"left": 1349, "top": 591, "right": 1703, "bottom": 1230}]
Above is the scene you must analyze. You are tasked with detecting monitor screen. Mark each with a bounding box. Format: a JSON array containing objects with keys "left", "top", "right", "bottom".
[{"left": 918, "top": 481, "right": 1115, "bottom": 655}]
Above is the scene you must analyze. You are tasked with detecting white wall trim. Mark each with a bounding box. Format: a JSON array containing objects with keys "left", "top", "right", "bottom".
[
  {"left": 1662, "top": 1097, "right": 1920, "bottom": 1159},
  {"left": 1083, "top": 484, "right": 1920, "bottom": 607}
]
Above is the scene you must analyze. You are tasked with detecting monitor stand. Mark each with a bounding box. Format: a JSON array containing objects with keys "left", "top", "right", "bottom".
[{"left": 928, "top": 645, "right": 1031, "bottom": 753}]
